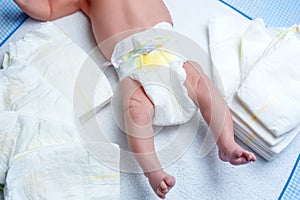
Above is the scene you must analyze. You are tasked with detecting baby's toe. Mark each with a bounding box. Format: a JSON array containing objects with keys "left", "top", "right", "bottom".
[
  {"left": 156, "top": 188, "right": 166, "bottom": 199},
  {"left": 159, "top": 181, "right": 168, "bottom": 192},
  {"left": 247, "top": 152, "right": 256, "bottom": 162},
  {"left": 230, "top": 156, "right": 248, "bottom": 165},
  {"left": 164, "top": 175, "right": 176, "bottom": 189}
]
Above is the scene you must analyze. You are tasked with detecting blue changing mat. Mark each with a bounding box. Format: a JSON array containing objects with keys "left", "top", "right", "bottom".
[
  {"left": 279, "top": 154, "right": 300, "bottom": 199},
  {"left": 220, "top": 0, "right": 300, "bottom": 27},
  {"left": 0, "top": 1, "right": 28, "bottom": 46}
]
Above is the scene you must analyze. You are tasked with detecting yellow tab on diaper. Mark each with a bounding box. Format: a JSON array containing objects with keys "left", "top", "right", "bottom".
[{"left": 134, "top": 50, "right": 174, "bottom": 69}]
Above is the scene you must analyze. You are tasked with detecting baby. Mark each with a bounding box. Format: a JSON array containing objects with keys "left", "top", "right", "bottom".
[{"left": 15, "top": 0, "right": 256, "bottom": 199}]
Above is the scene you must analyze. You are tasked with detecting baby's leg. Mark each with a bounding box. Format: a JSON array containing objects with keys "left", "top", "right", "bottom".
[
  {"left": 119, "top": 77, "right": 175, "bottom": 199},
  {"left": 183, "top": 61, "right": 256, "bottom": 165}
]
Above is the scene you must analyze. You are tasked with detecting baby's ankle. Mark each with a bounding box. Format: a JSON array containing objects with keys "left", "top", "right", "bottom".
[
  {"left": 218, "top": 141, "right": 239, "bottom": 155},
  {"left": 144, "top": 169, "right": 165, "bottom": 179}
]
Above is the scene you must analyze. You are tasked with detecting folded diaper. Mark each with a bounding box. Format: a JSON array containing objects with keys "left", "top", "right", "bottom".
[
  {"left": 228, "top": 94, "right": 288, "bottom": 146},
  {"left": 5, "top": 144, "right": 119, "bottom": 200},
  {"left": 0, "top": 111, "right": 78, "bottom": 188},
  {"left": 229, "top": 95, "right": 300, "bottom": 160},
  {"left": 209, "top": 16, "right": 300, "bottom": 160},
  {"left": 0, "top": 21, "right": 120, "bottom": 200},
  {"left": 239, "top": 19, "right": 291, "bottom": 79},
  {"left": 111, "top": 22, "right": 197, "bottom": 126},
  {"left": 0, "top": 111, "right": 120, "bottom": 200},
  {"left": 0, "top": 112, "right": 18, "bottom": 185},
  {"left": 1, "top": 60, "right": 74, "bottom": 125},
  {"left": 0, "top": 111, "right": 80, "bottom": 163},
  {"left": 237, "top": 27, "right": 300, "bottom": 137},
  {"left": 0, "top": 71, "right": 8, "bottom": 111},
  {"left": 2, "top": 22, "right": 113, "bottom": 125},
  {"left": 208, "top": 15, "right": 250, "bottom": 100}
]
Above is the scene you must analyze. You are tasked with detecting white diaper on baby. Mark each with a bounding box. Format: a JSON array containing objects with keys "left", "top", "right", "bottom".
[{"left": 111, "top": 22, "right": 197, "bottom": 126}]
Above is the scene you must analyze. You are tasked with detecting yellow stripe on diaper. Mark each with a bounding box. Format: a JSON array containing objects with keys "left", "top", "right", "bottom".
[
  {"left": 244, "top": 131, "right": 257, "bottom": 145},
  {"left": 74, "top": 81, "right": 93, "bottom": 111},
  {"left": 249, "top": 91, "right": 282, "bottom": 123},
  {"left": 134, "top": 50, "right": 174, "bottom": 69},
  {"left": 14, "top": 150, "right": 36, "bottom": 161},
  {"left": 239, "top": 34, "right": 245, "bottom": 60},
  {"left": 59, "top": 29, "right": 71, "bottom": 38},
  {"left": 122, "top": 36, "right": 171, "bottom": 63},
  {"left": 87, "top": 173, "right": 120, "bottom": 179},
  {"left": 243, "top": 91, "right": 282, "bottom": 143}
]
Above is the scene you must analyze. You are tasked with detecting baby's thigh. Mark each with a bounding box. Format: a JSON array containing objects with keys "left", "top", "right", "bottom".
[
  {"left": 182, "top": 61, "right": 206, "bottom": 102},
  {"left": 119, "top": 77, "right": 153, "bottom": 110}
]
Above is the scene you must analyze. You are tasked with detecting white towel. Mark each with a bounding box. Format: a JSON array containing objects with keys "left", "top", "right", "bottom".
[{"left": 237, "top": 27, "right": 300, "bottom": 137}]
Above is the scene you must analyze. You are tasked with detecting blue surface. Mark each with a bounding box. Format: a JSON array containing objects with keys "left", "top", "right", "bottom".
[
  {"left": 220, "top": 0, "right": 300, "bottom": 27},
  {"left": 0, "top": 0, "right": 28, "bottom": 46},
  {"left": 279, "top": 154, "right": 300, "bottom": 200}
]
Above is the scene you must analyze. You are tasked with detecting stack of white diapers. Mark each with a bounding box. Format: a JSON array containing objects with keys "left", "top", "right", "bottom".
[
  {"left": 209, "top": 16, "right": 300, "bottom": 160},
  {"left": 0, "top": 22, "right": 119, "bottom": 199}
]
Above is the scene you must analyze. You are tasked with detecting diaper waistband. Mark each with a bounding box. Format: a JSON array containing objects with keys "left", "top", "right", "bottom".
[
  {"left": 111, "top": 22, "right": 174, "bottom": 67},
  {"left": 153, "top": 21, "right": 173, "bottom": 30}
]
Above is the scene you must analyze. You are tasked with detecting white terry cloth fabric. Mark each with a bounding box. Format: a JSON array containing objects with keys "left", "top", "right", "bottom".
[
  {"left": 237, "top": 25, "right": 300, "bottom": 137},
  {"left": 111, "top": 22, "right": 197, "bottom": 126},
  {"left": 4, "top": 22, "right": 113, "bottom": 125},
  {"left": 208, "top": 15, "right": 250, "bottom": 100}
]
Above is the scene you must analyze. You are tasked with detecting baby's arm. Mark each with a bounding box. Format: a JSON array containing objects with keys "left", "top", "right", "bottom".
[{"left": 14, "top": 0, "right": 81, "bottom": 21}]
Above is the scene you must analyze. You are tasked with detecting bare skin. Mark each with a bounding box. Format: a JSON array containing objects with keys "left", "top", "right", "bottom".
[{"left": 14, "top": 0, "right": 256, "bottom": 198}]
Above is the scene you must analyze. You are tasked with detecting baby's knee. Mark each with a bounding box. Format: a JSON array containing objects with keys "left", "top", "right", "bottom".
[
  {"left": 184, "top": 61, "right": 206, "bottom": 86},
  {"left": 183, "top": 61, "right": 207, "bottom": 101},
  {"left": 124, "top": 91, "right": 154, "bottom": 126}
]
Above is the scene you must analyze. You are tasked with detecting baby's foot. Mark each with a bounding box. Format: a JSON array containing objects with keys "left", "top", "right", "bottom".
[
  {"left": 145, "top": 170, "right": 176, "bottom": 199},
  {"left": 219, "top": 144, "right": 256, "bottom": 165}
]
